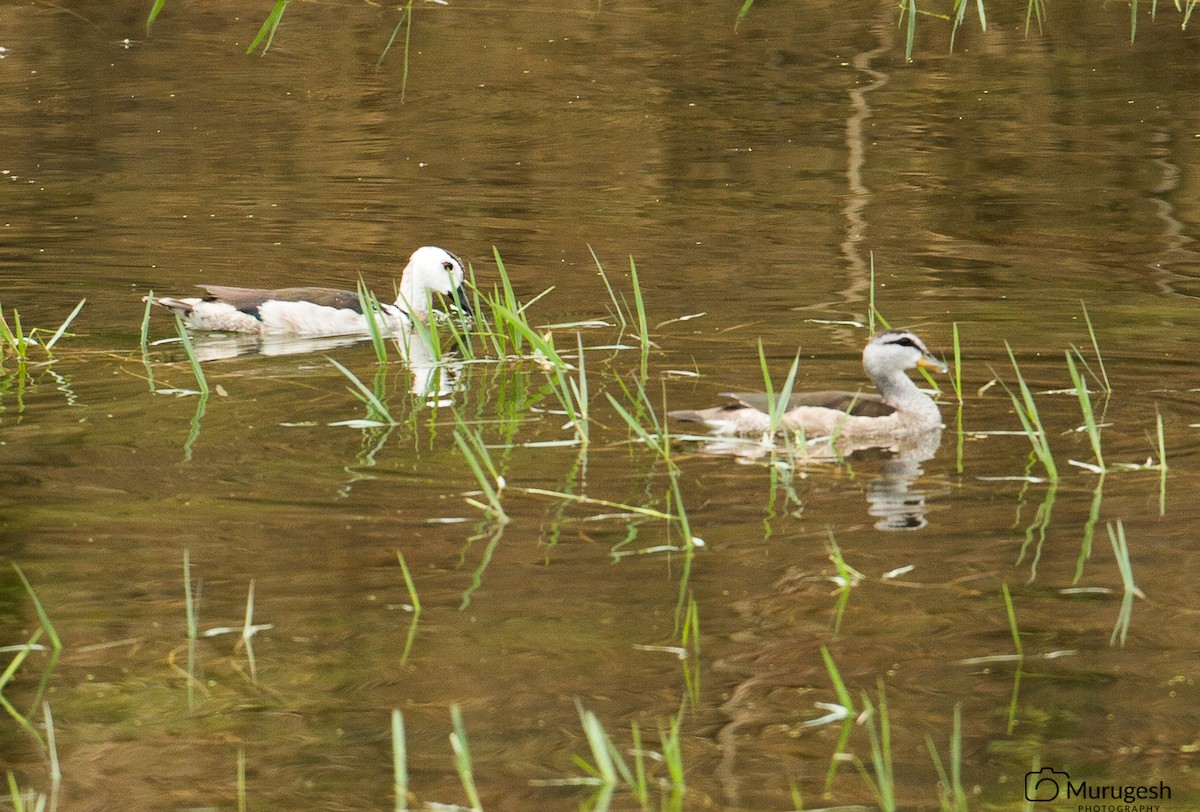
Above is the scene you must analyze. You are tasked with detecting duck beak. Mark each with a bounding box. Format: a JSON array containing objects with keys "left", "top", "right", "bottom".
[{"left": 918, "top": 354, "right": 948, "bottom": 374}]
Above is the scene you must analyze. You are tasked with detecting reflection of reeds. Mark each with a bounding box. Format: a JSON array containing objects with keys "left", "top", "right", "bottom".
[
  {"left": 1001, "top": 583, "right": 1025, "bottom": 734},
  {"left": 453, "top": 416, "right": 509, "bottom": 523},
  {"left": 574, "top": 702, "right": 685, "bottom": 807},
  {"left": 925, "top": 703, "right": 968, "bottom": 812},
  {"left": 1108, "top": 520, "right": 1144, "bottom": 647},
  {"left": 856, "top": 681, "right": 896, "bottom": 812},
  {"left": 377, "top": 0, "right": 415, "bottom": 103},
  {"left": 329, "top": 357, "right": 396, "bottom": 425},
  {"left": 3, "top": 565, "right": 62, "bottom": 752},
  {"left": 449, "top": 704, "right": 483, "bottom": 812},
  {"left": 392, "top": 709, "right": 409, "bottom": 812},
  {"left": 605, "top": 389, "right": 696, "bottom": 549},
  {"left": 999, "top": 342, "right": 1057, "bottom": 481},
  {"left": 819, "top": 646, "right": 856, "bottom": 792},
  {"left": 1, "top": 298, "right": 86, "bottom": 364}
]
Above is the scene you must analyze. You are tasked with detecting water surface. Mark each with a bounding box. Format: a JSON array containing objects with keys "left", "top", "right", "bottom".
[{"left": 3, "top": 1, "right": 1200, "bottom": 809}]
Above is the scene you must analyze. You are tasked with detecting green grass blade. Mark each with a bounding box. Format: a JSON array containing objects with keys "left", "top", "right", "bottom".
[
  {"left": 247, "top": 0, "right": 289, "bottom": 56},
  {"left": 1065, "top": 350, "right": 1104, "bottom": 472},
  {"left": 449, "top": 704, "right": 483, "bottom": 811},
  {"left": 1079, "top": 301, "right": 1110, "bottom": 392},
  {"left": 173, "top": 314, "right": 209, "bottom": 396},
  {"left": 328, "top": 356, "right": 394, "bottom": 423},
  {"left": 43, "top": 298, "right": 85, "bottom": 350},
  {"left": 147, "top": 0, "right": 167, "bottom": 33},
  {"left": 13, "top": 564, "right": 61, "bottom": 651},
  {"left": 393, "top": 709, "right": 409, "bottom": 812}
]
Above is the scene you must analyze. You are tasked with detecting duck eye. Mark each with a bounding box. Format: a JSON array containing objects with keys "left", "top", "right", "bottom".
[
  {"left": 887, "top": 336, "right": 919, "bottom": 349},
  {"left": 442, "top": 261, "right": 455, "bottom": 272}
]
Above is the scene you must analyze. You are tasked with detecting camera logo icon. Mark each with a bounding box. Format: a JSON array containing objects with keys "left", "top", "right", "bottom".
[{"left": 1025, "top": 767, "right": 1069, "bottom": 802}]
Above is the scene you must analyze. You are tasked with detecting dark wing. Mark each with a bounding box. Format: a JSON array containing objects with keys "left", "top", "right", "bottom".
[
  {"left": 719, "top": 390, "right": 896, "bottom": 418},
  {"left": 197, "top": 285, "right": 362, "bottom": 316}
]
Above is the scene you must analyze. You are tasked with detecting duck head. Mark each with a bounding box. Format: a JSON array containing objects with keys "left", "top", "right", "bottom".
[
  {"left": 398, "top": 246, "right": 473, "bottom": 319},
  {"left": 862, "top": 329, "right": 948, "bottom": 379}
]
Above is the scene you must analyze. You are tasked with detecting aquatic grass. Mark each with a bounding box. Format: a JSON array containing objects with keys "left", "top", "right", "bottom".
[
  {"left": 1, "top": 299, "right": 84, "bottom": 363},
  {"left": 458, "top": 521, "right": 504, "bottom": 611},
  {"left": 818, "top": 646, "right": 857, "bottom": 793},
  {"left": 247, "top": 0, "right": 289, "bottom": 56},
  {"left": 481, "top": 247, "right": 531, "bottom": 357},
  {"left": 0, "top": 629, "right": 46, "bottom": 750},
  {"left": 173, "top": 314, "right": 209, "bottom": 396},
  {"left": 1001, "top": 583, "right": 1025, "bottom": 734},
  {"left": 1064, "top": 349, "right": 1105, "bottom": 473},
  {"left": 0, "top": 304, "right": 27, "bottom": 364},
  {"left": 42, "top": 299, "right": 85, "bottom": 352},
  {"left": 627, "top": 257, "right": 651, "bottom": 381},
  {"left": 44, "top": 701, "right": 60, "bottom": 810},
  {"left": 182, "top": 549, "right": 200, "bottom": 708},
  {"left": 328, "top": 356, "right": 395, "bottom": 425},
  {"left": 513, "top": 487, "right": 675, "bottom": 522},
  {"left": 589, "top": 249, "right": 652, "bottom": 379},
  {"left": 756, "top": 340, "right": 802, "bottom": 439},
  {"left": 486, "top": 307, "right": 589, "bottom": 444},
  {"left": 1015, "top": 479, "right": 1057, "bottom": 584},
  {"left": 356, "top": 278, "right": 391, "bottom": 365},
  {"left": 1073, "top": 476, "right": 1106, "bottom": 585},
  {"left": 825, "top": 530, "right": 863, "bottom": 637},
  {"left": 448, "top": 704, "right": 483, "bottom": 812},
  {"left": 925, "top": 704, "right": 968, "bottom": 812},
  {"left": 453, "top": 416, "right": 509, "bottom": 523},
  {"left": 1107, "top": 520, "right": 1144, "bottom": 647},
  {"left": 951, "top": 323, "right": 965, "bottom": 472},
  {"left": 239, "top": 579, "right": 260, "bottom": 682},
  {"left": 146, "top": 0, "right": 166, "bottom": 33},
  {"left": 590, "top": 245, "right": 626, "bottom": 333},
  {"left": 604, "top": 391, "right": 695, "bottom": 550},
  {"left": 671, "top": 596, "right": 703, "bottom": 709},
  {"left": 0, "top": 566, "right": 61, "bottom": 751},
  {"left": 997, "top": 342, "right": 1058, "bottom": 481},
  {"left": 392, "top": 710, "right": 409, "bottom": 812},
  {"left": 1156, "top": 408, "right": 1167, "bottom": 514},
  {"left": 572, "top": 703, "right": 687, "bottom": 808},
  {"left": 396, "top": 551, "right": 421, "bottom": 664},
  {"left": 901, "top": 0, "right": 917, "bottom": 62},
  {"left": 1026, "top": 0, "right": 1046, "bottom": 37},
  {"left": 659, "top": 712, "right": 685, "bottom": 803},
  {"left": 1075, "top": 301, "right": 1111, "bottom": 393},
  {"left": 377, "top": 0, "right": 414, "bottom": 103},
  {"left": 13, "top": 565, "right": 61, "bottom": 655},
  {"left": 855, "top": 681, "right": 895, "bottom": 812},
  {"left": 951, "top": 0, "right": 987, "bottom": 52},
  {"left": 575, "top": 704, "right": 637, "bottom": 792}
]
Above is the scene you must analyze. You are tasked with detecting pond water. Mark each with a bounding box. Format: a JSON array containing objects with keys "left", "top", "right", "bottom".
[{"left": 3, "top": 1, "right": 1200, "bottom": 809}]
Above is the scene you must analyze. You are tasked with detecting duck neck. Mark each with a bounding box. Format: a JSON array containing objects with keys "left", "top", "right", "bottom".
[
  {"left": 395, "top": 281, "right": 428, "bottom": 317},
  {"left": 871, "top": 368, "right": 932, "bottom": 412}
]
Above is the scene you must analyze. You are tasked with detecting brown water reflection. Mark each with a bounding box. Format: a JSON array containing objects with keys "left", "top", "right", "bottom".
[{"left": 4, "top": 0, "right": 1200, "bottom": 809}]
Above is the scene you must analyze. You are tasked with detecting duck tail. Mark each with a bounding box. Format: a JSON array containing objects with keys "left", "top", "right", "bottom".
[{"left": 143, "top": 295, "right": 194, "bottom": 315}]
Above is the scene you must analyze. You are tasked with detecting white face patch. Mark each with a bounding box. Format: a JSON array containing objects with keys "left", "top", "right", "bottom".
[{"left": 398, "top": 247, "right": 465, "bottom": 314}]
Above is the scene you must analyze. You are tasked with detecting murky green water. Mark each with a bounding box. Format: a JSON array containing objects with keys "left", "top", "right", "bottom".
[{"left": 3, "top": 1, "right": 1200, "bottom": 809}]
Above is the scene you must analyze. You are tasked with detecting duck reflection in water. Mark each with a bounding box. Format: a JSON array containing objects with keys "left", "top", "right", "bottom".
[
  {"left": 164, "top": 326, "right": 466, "bottom": 406},
  {"left": 669, "top": 328, "right": 947, "bottom": 530}
]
